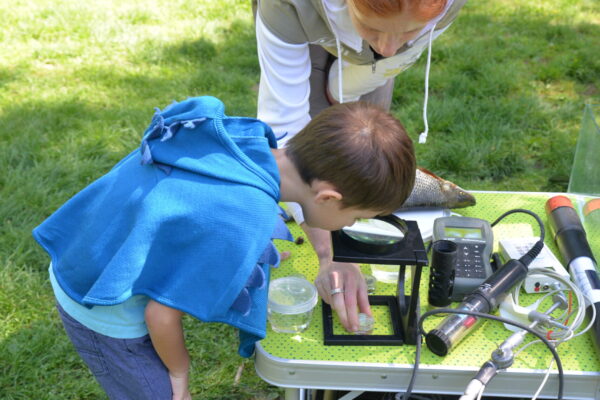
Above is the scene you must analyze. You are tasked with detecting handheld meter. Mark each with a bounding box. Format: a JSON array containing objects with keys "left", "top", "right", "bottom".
[{"left": 432, "top": 216, "right": 494, "bottom": 301}]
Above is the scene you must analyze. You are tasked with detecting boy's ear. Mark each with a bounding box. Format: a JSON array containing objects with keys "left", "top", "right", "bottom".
[{"left": 312, "top": 180, "right": 343, "bottom": 204}]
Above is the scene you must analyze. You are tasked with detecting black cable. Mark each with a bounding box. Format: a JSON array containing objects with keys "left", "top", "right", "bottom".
[
  {"left": 491, "top": 252, "right": 501, "bottom": 272},
  {"left": 394, "top": 331, "right": 421, "bottom": 400},
  {"left": 490, "top": 208, "right": 546, "bottom": 265},
  {"left": 417, "top": 308, "right": 564, "bottom": 400},
  {"left": 489, "top": 208, "right": 545, "bottom": 240},
  {"left": 394, "top": 241, "right": 428, "bottom": 400},
  {"left": 393, "top": 241, "right": 434, "bottom": 399}
]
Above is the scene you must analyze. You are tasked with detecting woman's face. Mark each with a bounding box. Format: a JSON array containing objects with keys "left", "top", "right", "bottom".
[{"left": 347, "top": 0, "right": 429, "bottom": 57}]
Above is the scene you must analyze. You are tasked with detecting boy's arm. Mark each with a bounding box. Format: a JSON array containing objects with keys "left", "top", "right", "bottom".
[
  {"left": 145, "top": 300, "right": 191, "bottom": 400},
  {"left": 302, "top": 223, "right": 372, "bottom": 332}
]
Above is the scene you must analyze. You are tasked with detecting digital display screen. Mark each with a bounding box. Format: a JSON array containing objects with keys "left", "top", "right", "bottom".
[{"left": 444, "top": 226, "right": 483, "bottom": 239}]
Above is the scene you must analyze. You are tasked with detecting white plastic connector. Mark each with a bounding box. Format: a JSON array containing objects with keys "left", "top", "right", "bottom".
[{"left": 498, "top": 237, "right": 569, "bottom": 293}]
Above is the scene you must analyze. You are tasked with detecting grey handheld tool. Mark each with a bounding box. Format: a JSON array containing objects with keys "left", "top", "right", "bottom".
[{"left": 432, "top": 216, "right": 494, "bottom": 301}]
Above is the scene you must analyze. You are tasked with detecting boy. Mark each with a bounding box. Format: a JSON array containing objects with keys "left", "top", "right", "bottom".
[{"left": 33, "top": 96, "right": 415, "bottom": 399}]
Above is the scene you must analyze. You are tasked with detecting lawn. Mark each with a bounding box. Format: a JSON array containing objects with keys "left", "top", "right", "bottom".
[{"left": 0, "top": 0, "right": 599, "bottom": 398}]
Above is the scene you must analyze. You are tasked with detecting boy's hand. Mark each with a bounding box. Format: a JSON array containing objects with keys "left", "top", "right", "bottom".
[
  {"left": 315, "top": 260, "right": 372, "bottom": 332},
  {"left": 169, "top": 370, "right": 192, "bottom": 400}
]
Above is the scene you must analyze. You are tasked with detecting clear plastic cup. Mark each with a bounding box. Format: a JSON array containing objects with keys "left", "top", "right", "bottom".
[
  {"left": 267, "top": 276, "right": 318, "bottom": 333},
  {"left": 370, "top": 264, "right": 399, "bottom": 284}
]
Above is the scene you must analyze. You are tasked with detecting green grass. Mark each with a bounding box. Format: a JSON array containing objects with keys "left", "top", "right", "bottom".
[
  {"left": 1, "top": 0, "right": 599, "bottom": 398},
  {"left": 394, "top": 0, "right": 600, "bottom": 191}
]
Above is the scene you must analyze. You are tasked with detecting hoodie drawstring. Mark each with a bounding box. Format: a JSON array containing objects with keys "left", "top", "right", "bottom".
[
  {"left": 418, "top": 22, "right": 438, "bottom": 144},
  {"left": 335, "top": 38, "right": 344, "bottom": 103}
]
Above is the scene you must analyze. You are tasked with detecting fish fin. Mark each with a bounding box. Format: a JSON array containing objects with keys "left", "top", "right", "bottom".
[{"left": 417, "top": 167, "right": 443, "bottom": 181}]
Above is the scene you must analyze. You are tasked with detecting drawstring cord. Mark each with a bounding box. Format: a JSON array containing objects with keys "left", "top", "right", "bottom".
[
  {"left": 336, "top": 38, "right": 344, "bottom": 103},
  {"left": 418, "top": 22, "right": 437, "bottom": 144}
]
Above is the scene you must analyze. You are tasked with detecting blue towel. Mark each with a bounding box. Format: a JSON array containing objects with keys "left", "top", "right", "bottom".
[{"left": 33, "top": 96, "right": 289, "bottom": 356}]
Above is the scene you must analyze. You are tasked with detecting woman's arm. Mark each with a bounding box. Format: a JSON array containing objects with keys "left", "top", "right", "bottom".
[{"left": 256, "top": 12, "right": 312, "bottom": 144}]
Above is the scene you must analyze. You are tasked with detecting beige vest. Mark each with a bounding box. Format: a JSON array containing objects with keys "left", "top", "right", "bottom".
[{"left": 258, "top": 0, "right": 466, "bottom": 65}]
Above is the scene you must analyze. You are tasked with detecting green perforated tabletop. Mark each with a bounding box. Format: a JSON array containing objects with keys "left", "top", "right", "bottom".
[{"left": 256, "top": 192, "right": 600, "bottom": 399}]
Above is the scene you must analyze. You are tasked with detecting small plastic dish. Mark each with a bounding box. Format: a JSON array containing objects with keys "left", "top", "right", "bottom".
[
  {"left": 268, "top": 276, "right": 318, "bottom": 333},
  {"left": 354, "top": 313, "right": 375, "bottom": 335}
]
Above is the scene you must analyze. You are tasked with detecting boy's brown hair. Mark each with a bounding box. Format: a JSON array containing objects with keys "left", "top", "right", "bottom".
[{"left": 285, "top": 102, "right": 416, "bottom": 214}]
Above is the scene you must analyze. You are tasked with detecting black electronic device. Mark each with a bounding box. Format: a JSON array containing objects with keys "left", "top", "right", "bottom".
[
  {"left": 432, "top": 216, "right": 494, "bottom": 301},
  {"left": 424, "top": 209, "right": 545, "bottom": 357},
  {"left": 428, "top": 240, "right": 458, "bottom": 308}
]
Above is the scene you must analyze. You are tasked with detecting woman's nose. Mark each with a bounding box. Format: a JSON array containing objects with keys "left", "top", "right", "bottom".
[{"left": 373, "top": 36, "right": 403, "bottom": 57}]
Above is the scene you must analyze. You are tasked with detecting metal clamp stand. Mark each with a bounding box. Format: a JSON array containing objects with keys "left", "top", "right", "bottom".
[{"left": 322, "top": 216, "right": 428, "bottom": 346}]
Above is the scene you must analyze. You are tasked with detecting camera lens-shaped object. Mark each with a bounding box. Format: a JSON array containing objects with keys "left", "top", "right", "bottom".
[{"left": 428, "top": 240, "right": 457, "bottom": 308}]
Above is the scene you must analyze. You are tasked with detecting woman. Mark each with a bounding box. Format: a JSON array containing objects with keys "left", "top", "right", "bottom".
[{"left": 254, "top": 0, "right": 466, "bottom": 333}]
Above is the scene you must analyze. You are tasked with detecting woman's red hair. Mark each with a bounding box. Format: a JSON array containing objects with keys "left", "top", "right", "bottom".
[{"left": 351, "top": 0, "right": 447, "bottom": 21}]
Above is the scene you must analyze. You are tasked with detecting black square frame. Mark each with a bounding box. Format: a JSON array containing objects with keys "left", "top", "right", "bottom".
[
  {"left": 322, "top": 295, "right": 406, "bottom": 345},
  {"left": 324, "top": 217, "right": 428, "bottom": 346}
]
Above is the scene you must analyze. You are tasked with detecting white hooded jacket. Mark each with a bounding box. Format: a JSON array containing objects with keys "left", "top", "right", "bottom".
[{"left": 256, "top": 0, "right": 462, "bottom": 146}]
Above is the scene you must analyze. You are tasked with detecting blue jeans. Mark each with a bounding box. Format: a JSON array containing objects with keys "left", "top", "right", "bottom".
[{"left": 56, "top": 303, "right": 172, "bottom": 399}]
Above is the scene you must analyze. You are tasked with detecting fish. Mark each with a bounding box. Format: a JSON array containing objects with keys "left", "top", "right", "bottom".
[{"left": 399, "top": 167, "right": 476, "bottom": 209}]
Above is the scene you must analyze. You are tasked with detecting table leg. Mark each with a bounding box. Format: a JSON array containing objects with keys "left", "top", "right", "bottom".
[{"left": 284, "top": 388, "right": 304, "bottom": 400}]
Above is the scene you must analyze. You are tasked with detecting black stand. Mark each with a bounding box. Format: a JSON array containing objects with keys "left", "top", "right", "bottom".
[{"left": 322, "top": 217, "right": 428, "bottom": 346}]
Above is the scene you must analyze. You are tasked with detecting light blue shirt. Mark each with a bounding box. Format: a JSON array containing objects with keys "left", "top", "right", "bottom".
[{"left": 50, "top": 264, "right": 149, "bottom": 339}]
